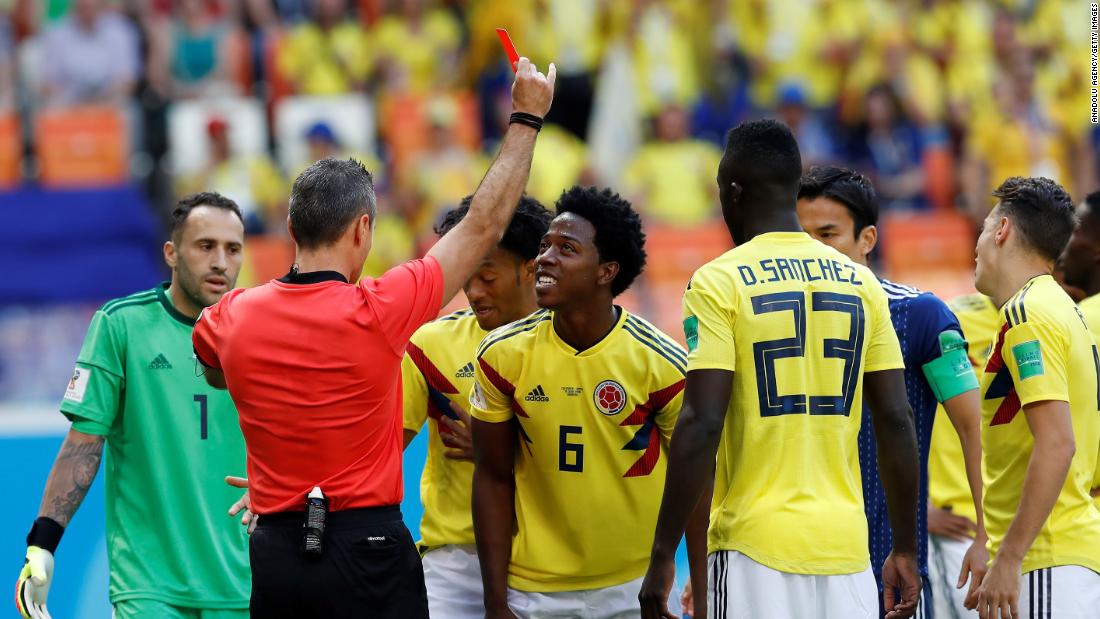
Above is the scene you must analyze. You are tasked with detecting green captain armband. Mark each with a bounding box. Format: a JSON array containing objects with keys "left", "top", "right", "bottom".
[{"left": 921, "top": 330, "right": 979, "bottom": 402}]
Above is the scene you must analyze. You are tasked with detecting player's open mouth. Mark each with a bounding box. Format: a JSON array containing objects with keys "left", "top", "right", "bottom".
[
  {"left": 472, "top": 306, "right": 494, "bottom": 317},
  {"left": 536, "top": 275, "right": 557, "bottom": 287}
]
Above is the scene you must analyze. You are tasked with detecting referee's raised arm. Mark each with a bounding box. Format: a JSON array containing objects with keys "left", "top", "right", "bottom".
[{"left": 427, "top": 57, "right": 556, "bottom": 306}]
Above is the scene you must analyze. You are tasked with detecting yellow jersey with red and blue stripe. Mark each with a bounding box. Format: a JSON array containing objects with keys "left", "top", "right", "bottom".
[
  {"left": 470, "top": 308, "right": 685, "bottom": 592},
  {"left": 401, "top": 308, "right": 484, "bottom": 549},
  {"left": 980, "top": 275, "right": 1100, "bottom": 574}
]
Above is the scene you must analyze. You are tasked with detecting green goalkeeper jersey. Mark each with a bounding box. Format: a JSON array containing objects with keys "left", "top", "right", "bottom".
[{"left": 59, "top": 283, "right": 250, "bottom": 608}]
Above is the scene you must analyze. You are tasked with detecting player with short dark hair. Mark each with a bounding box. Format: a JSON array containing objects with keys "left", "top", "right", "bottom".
[
  {"left": 400, "top": 195, "right": 552, "bottom": 619},
  {"left": 797, "top": 165, "right": 988, "bottom": 618},
  {"left": 1057, "top": 189, "right": 1100, "bottom": 504},
  {"left": 972, "top": 176, "right": 1100, "bottom": 617},
  {"left": 16, "top": 193, "right": 249, "bottom": 619},
  {"left": 193, "top": 57, "right": 556, "bottom": 618},
  {"left": 641, "top": 120, "right": 921, "bottom": 619},
  {"left": 470, "top": 186, "right": 707, "bottom": 619}
]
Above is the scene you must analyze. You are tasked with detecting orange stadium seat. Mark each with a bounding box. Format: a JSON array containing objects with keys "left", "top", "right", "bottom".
[
  {"left": 0, "top": 113, "right": 21, "bottom": 188},
  {"left": 377, "top": 92, "right": 482, "bottom": 173},
  {"left": 880, "top": 210, "right": 976, "bottom": 299},
  {"left": 244, "top": 235, "right": 295, "bottom": 284},
  {"left": 35, "top": 106, "right": 128, "bottom": 187},
  {"left": 634, "top": 221, "right": 733, "bottom": 342},
  {"left": 922, "top": 144, "right": 956, "bottom": 211}
]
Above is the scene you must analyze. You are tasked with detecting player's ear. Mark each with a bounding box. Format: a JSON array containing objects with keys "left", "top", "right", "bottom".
[
  {"left": 597, "top": 261, "right": 620, "bottom": 287},
  {"left": 858, "top": 225, "right": 878, "bottom": 259},
  {"left": 163, "top": 240, "right": 177, "bottom": 269},
  {"left": 994, "top": 215, "right": 1012, "bottom": 246},
  {"left": 520, "top": 258, "right": 536, "bottom": 282}
]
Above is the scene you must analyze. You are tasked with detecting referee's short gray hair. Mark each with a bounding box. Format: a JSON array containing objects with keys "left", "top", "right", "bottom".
[{"left": 289, "top": 158, "right": 377, "bottom": 250}]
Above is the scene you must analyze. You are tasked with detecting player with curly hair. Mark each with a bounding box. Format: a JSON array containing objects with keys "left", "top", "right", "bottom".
[
  {"left": 399, "top": 195, "right": 552, "bottom": 619},
  {"left": 469, "top": 186, "right": 708, "bottom": 619}
]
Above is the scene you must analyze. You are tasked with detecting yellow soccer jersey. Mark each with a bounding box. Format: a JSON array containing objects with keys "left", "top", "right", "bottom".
[
  {"left": 979, "top": 275, "right": 1100, "bottom": 574},
  {"left": 402, "top": 308, "right": 485, "bottom": 549},
  {"left": 928, "top": 294, "right": 1000, "bottom": 522},
  {"left": 1082, "top": 294, "right": 1100, "bottom": 502},
  {"left": 470, "top": 308, "right": 686, "bottom": 592},
  {"left": 683, "top": 231, "right": 904, "bottom": 575}
]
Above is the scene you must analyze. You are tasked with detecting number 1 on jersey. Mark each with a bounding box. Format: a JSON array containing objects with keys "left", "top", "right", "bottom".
[{"left": 193, "top": 394, "right": 208, "bottom": 440}]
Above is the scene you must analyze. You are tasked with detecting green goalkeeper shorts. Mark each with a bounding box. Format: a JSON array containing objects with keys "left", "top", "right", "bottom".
[{"left": 113, "top": 600, "right": 248, "bottom": 619}]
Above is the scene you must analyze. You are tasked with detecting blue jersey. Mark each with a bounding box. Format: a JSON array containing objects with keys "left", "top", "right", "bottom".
[{"left": 860, "top": 279, "right": 962, "bottom": 593}]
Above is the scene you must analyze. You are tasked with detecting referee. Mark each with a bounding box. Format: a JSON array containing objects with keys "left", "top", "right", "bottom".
[{"left": 192, "top": 57, "right": 556, "bottom": 618}]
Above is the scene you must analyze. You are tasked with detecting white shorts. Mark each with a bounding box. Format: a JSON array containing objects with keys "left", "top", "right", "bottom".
[
  {"left": 708, "top": 550, "right": 878, "bottom": 618},
  {"left": 507, "top": 575, "right": 682, "bottom": 619},
  {"left": 422, "top": 544, "right": 484, "bottom": 619},
  {"left": 928, "top": 535, "right": 979, "bottom": 618},
  {"left": 1017, "top": 565, "right": 1100, "bottom": 618}
]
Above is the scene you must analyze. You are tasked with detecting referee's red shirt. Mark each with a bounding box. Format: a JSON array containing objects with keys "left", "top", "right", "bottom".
[{"left": 192, "top": 258, "right": 443, "bottom": 514}]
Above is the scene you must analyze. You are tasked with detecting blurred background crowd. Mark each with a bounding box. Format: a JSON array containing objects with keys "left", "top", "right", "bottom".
[
  {"left": 0, "top": 0, "right": 1096, "bottom": 395},
  {"left": 0, "top": 4, "right": 1095, "bottom": 615}
]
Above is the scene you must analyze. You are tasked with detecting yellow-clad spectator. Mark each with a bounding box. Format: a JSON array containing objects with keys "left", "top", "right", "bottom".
[
  {"left": 622, "top": 104, "right": 720, "bottom": 227},
  {"left": 626, "top": 0, "right": 700, "bottom": 116},
  {"left": 841, "top": 24, "right": 944, "bottom": 125},
  {"left": 406, "top": 97, "right": 489, "bottom": 234},
  {"left": 962, "top": 49, "right": 1072, "bottom": 222},
  {"left": 178, "top": 118, "right": 287, "bottom": 234},
  {"left": 373, "top": 0, "right": 462, "bottom": 94},
  {"left": 361, "top": 200, "right": 416, "bottom": 277},
  {"left": 277, "top": 0, "right": 372, "bottom": 95},
  {"left": 527, "top": 123, "right": 588, "bottom": 206},
  {"left": 723, "top": 0, "right": 868, "bottom": 110}
]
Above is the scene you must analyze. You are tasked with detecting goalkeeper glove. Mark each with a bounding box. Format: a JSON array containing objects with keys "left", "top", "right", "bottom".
[{"left": 15, "top": 546, "right": 54, "bottom": 619}]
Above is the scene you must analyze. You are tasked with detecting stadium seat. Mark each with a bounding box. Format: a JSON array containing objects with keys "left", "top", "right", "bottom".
[
  {"left": 634, "top": 222, "right": 733, "bottom": 342},
  {"left": 377, "top": 92, "right": 482, "bottom": 173},
  {"left": 922, "top": 144, "right": 956, "bottom": 211},
  {"left": 880, "top": 210, "right": 975, "bottom": 275},
  {"left": 0, "top": 113, "right": 21, "bottom": 188},
  {"left": 35, "top": 106, "right": 128, "bottom": 187},
  {"left": 243, "top": 235, "right": 294, "bottom": 285}
]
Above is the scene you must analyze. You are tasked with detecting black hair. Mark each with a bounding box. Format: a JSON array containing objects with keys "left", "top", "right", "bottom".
[
  {"left": 554, "top": 186, "right": 646, "bottom": 297},
  {"left": 719, "top": 119, "right": 802, "bottom": 192},
  {"left": 797, "top": 166, "right": 880, "bottom": 235},
  {"left": 435, "top": 195, "right": 552, "bottom": 261},
  {"left": 1079, "top": 190, "right": 1100, "bottom": 230},
  {"left": 171, "top": 192, "right": 243, "bottom": 241},
  {"left": 992, "top": 176, "right": 1075, "bottom": 262},
  {"left": 289, "top": 158, "right": 376, "bottom": 250}
]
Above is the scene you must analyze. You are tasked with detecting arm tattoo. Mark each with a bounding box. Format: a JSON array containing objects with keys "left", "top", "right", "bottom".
[{"left": 41, "top": 435, "right": 105, "bottom": 527}]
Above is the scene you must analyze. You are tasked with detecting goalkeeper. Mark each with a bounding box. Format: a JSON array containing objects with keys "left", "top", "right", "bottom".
[{"left": 15, "top": 193, "right": 251, "bottom": 619}]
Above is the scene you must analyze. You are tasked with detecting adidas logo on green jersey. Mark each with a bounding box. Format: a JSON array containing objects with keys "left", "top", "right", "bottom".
[
  {"left": 524, "top": 385, "right": 550, "bottom": 402},
  {"left": 455, "top": 362, "right": 475, "bottom": 379},
  {"left": 148, "top": 353, "right": 173, "bottom": 370}
]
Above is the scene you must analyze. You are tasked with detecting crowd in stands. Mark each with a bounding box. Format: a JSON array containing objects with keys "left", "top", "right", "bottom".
[{"left": 0, "top": 0, "right": 1096, "bottom": 284}]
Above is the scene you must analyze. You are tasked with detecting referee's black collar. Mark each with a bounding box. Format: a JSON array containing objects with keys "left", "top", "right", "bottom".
[{"left": 278, "top": 269, "right": 349, "bottom": 285}]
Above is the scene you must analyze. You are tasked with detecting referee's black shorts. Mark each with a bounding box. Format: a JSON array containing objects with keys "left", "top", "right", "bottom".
[{"left": 249, "top": 505, "right": 428, "bottom": 619}]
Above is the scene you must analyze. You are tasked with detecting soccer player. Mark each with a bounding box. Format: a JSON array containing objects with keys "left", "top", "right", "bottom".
[
  {"left": 640, "top": 120, "right": 922, "bottom": 619},
  {"left": 971, "top": 176, "right": 1100, "bottom": 617},
  {"left": 796, "top": 166, "right": 989, "bottom": 617},
  {"left": 470, "top": 186, "right": 707, "bottom": 619},
  {"left": 1055, "top": 189, "right": 1100, "bottom": 503},
  {"left": 401, "top": 195, "right": 552, "bottom": 618},
  {"left": 925, "top": 292, "right": 998, "bottom": 618},
  {"left": 15, "top": 193, "right": 249, "bottom": 619}
]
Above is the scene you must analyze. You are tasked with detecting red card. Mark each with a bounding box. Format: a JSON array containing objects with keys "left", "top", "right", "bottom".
[{"left": 496, "top": 28, "right": 520, "bottom": 73}]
